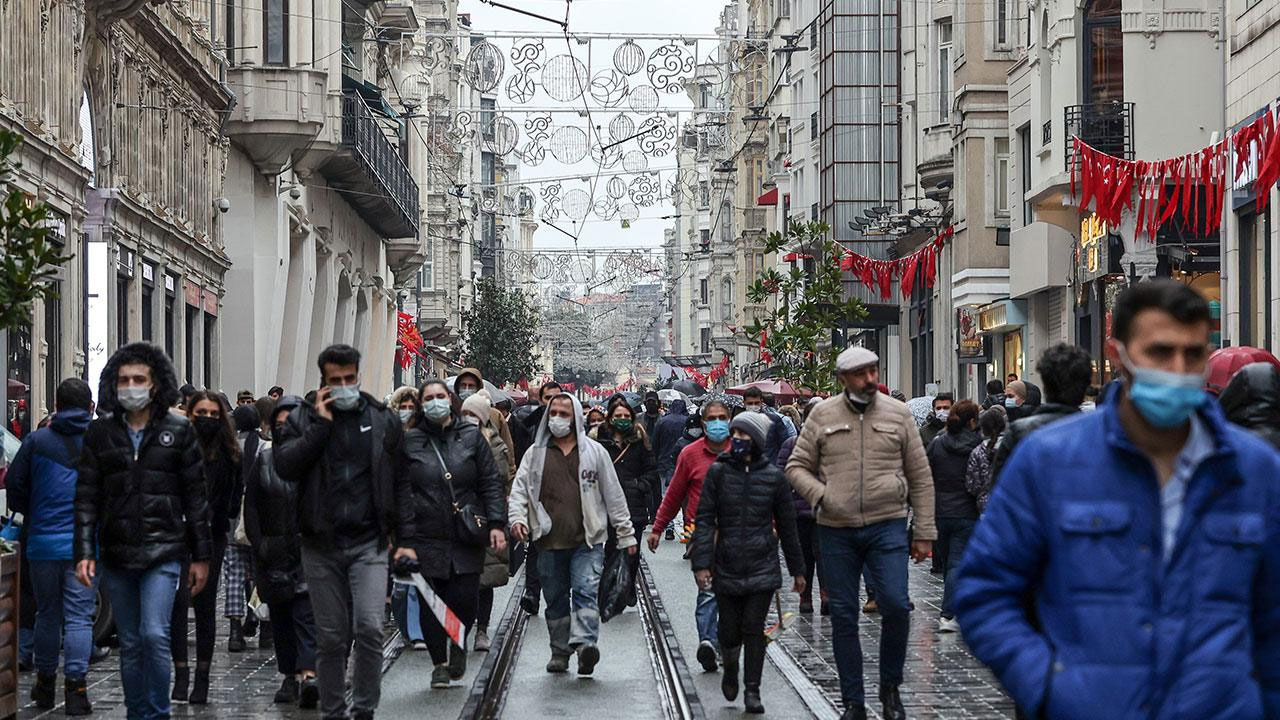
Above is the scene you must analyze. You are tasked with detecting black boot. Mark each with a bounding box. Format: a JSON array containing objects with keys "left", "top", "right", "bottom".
[
  {"left": 274, "top": 675, "right": 299, "bottom": 704},
  {"left": 519, "top": 588, "right": 540, "bottom": 615},
  {"left": 879, "top": 684, "right": 906, "bottom": 720},
  {"left": 31, "top": 671, "right": 56, "bottom": 709},
  {"left": 65, "top": 675, "right": 93, "bottom": 716},
  {"left": 840, "top": 705, "right": 868, "bottom": 720},
  {"left": 743, "top": 685, "right": 764, "bottom": 714},
  {"left": 188, "top": 666, "right": 210, "bottom": 705},
  {"left": 448, "top": 643, "right": 467, "bottom": 679},
  {"left": 259, "top": 620, "right": 274, "bottom": 650},
  {"left": 171, "top": 665, "right": 189, "bottom": 702},
  {"left": 720, "top": 647, "right": 739, "bottom": 701},
  {"left": 799, "top": 592, "right": 814, "bottom": 614},
  {"left": 227, "top": 619, "right": 246, "bottom": 653}
]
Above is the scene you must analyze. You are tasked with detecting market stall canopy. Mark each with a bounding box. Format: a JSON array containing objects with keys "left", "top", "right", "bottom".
[{"left": 726, "top": 379, "right": 801, "bottom": 403}]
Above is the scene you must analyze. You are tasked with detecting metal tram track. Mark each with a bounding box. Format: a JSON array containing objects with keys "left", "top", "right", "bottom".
[{"left": 458, "top": 557, "right": 705, "bottom": 720}]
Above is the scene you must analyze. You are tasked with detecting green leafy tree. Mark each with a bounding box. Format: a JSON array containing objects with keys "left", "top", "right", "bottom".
[
  {"left": 743, "top": 221, "right": 867, "bottom": 393},
  {"left": 0, "top": 130, "right": 72, "bottom": 332},
  {"left": 460, "top": 276, "right": 542, "bottom": 385}
]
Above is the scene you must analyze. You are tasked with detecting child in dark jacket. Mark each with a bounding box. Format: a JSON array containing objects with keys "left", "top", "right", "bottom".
[{"left": 690, "top": 412, "right": 805, "bottom": 714}]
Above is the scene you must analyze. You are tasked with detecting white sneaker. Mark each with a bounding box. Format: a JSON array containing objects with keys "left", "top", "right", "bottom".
[
  {"left": 412, "top": 640, "right": 428, "bottom": 651},
  {"left": 937, "top": 617, "right": 960, "bottom": 633}
]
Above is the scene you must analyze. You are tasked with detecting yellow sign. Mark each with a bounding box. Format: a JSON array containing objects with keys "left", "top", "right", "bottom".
[{"left": 1080, "top": 214, "right": 1107, "bottom": 274}]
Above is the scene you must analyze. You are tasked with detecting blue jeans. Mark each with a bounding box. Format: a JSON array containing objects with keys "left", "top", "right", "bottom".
[
  {"left": 936, "top": 517, "right": 976, "bottom": 620},
  {"left": 101, "top": 561, "right": 181, "bottom": 720},
  {"left": 695, "top": 589, "right": 719, "bottom": 649},
  {"left": 29, "top": 559, "right": 97, "bottom": 677},
  {"left": 818, "top": 519, "right": 911, "bottom": 708},
  {"left": 538, "top": 544, "right": 604, "bottom": 655}
]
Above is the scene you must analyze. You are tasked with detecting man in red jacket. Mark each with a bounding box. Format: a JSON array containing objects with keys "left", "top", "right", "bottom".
[{"left": 647, "top": 399, "right": 731, "bottom": 673}]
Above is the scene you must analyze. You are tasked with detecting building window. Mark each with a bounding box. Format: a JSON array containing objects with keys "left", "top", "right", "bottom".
[
  {"left": 994, "top": 137, "right": 1010, "bottom": 217},
  {"left": 480, "top": 98, "right": 496, "bottom": 141},
  {"left": 1018, "top": 125, "right": 1032, "bottom": 224},
  {"left": 141, "top": 263, "right": 154, "bottom": 342},
  {"left": 699, "top": 181, "right": 710, "bottom": 208},
  {"left": 699, "top": 277, "right": 709, "bottom": 305},
  {"left": 720, "top": 277, "right": 734, "bottom": 321},
  {"left": 700, "top": 327, "right": 711, "bottom": 354},
  {"left": 44, "top": 287, "right": 60, "bottom": 414},
  {"left": 720, "top": 202, "right": 733, "bottom": 244},
  {"left": 810, "top": 112, "right": 818, "bottom": 141},
  {"left": 996, "top": 0, "right": 1010, "bottom": 48},
  {"left": 185, "top": 304, "right": 196, "bottom": 384},
  {"left": 938, "top": 21, "right": 953, "bottom": 122},
  {"left": 204, "top": 312, "right": 216, "bottom": 386},
  {"left": 116, "top": 275, "right": 130, "bottom": 348},
  {"left": 420, "top": 239, "right": 434, "bottom": 291},
  {"left": 263, "top": 0, "right": 288, "bottom": 65},
  {"left": 699, "top": 228, "right": 711, "bottom": 251},
  {"left": 1083, "top": 0, "right": 1122, "bottom": 104},
  {"left": 224, "top": 0, "right": 236, "bottom": 65}
]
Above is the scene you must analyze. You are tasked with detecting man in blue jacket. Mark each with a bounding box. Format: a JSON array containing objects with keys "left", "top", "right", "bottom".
[
  {"left": 6, "top": 378, "right": 95, "bottom": 714},
  {"left": 955, "top": 280, "right": 1280, "bottom": 720}
]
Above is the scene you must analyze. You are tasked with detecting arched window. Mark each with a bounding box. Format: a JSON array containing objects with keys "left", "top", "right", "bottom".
[
  {"left": 720, "top": 276, "right": 734, "bottom": 322},
  {"left": 1082, "top": 0, "right": 1122, "bottom": 104}
]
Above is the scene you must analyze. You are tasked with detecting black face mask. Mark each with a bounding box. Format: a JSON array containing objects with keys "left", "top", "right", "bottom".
[
  {"left": 729, "top": 436, "right": 754, "bottom": 461},
  {"left": 645, "top": 401, "right": 659, "bottom": 413},
  {"left": 193, "top": 416, "right": 223, "bottom": 440}
]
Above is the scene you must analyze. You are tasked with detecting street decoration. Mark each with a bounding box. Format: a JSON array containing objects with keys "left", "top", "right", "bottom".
[
  {"left": 396, "top": 311, "right": 428, "bottom": 370},
  {"left": 837, "top": 226, "right": 954, "bottom": 301},
  {"left": 646, "top": 42, "right": 696, "bottom": 94},
  {"left": 1069, "top": 108, "right": 1280, "bottom": 241},
  {"left": 541, "top": 54, "right": 590, "bottom": 102},
  {"left": 464, "top": 40, "right": 505, "bottom": 93},
  {"left": 681, "top": 353, "right": 731, "bottom": 387}
]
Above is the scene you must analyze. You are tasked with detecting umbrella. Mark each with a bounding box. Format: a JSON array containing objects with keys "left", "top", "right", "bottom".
[
  {"left": 726, "top": 379, "right": 801, "bottom": 402},
  {"left": 1205, "top": 346, "right": 1280, "bottom": 395},
  {"left": 671, "top": 379, "right": 706, "bottom": 397},
  {"left": 444, "top": 375, "right": 503, "bottom": 397},
  {"left": 906, "top": 396, "right": 935, "bottom": 428},
  {"left": 698, "top": 391, "right": 743, "bottom": 409},
  {"left": 657, "top": 389, "right": 690, "bottom": 406},
  {"left": 488, "top": 387, "right": 511, "bottom": 406},
  {"left": 618, "top": 391, "right": 643, "bottom": 410}
]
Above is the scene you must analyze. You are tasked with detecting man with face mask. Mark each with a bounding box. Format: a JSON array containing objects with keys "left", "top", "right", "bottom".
[
  {"left": 273, "top": 344, "right": 417, "bottom": 720},
  {"left": 786, "top": 345, "right": 935, "bottom": 720},
  {"left": 955, "top": 280, "right": 1280, "bottom": 720},
  {"left": 920, "top": 393, "right": 954, "bottom": 450},
  {"left": 508, "top": 394, "right": 636, "bottom": 675},
  {"left": 641, "top": 391, "right": 662, "bottom": 438},
  {"left": 75, "top": 343, "right": 212, "bottom": 720}
]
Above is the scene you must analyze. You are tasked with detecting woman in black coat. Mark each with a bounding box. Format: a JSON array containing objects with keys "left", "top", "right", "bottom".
[
  {"left": 406, "top": 380, "right": 506, "bottom": 688},
  {"left": 171, "top": 391, "right": 241, "bottom": 704},
  {"left": 925, "top": 399, "right": 982, "bottom": 632},
  {"left": 244, "top": 396, "right": 319, "bottom": 708},
  {"left": 595, "top": 398, "right": 660, "bottom": 606},
  {"left": 690, "top": 412, "right": 805, "bottom": 715}
]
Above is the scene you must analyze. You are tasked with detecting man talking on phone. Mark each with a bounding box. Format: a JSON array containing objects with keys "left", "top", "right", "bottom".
[{"left": 274, "top": 344, "right": 417, "bottom": 720}]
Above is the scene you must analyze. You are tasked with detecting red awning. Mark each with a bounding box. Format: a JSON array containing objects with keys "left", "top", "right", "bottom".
[{"left": 756, "top": 187, "right": 778, "bottom": 206}]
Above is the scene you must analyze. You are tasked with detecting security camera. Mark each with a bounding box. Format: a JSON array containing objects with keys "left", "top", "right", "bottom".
[{"left": 214, "top": 197, "right": 231, "bottom": 213}]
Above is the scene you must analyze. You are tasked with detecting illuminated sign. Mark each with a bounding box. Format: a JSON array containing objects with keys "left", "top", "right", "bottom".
[{"left": 1080, "top": 214, "right": 1107, "bottom": 274}]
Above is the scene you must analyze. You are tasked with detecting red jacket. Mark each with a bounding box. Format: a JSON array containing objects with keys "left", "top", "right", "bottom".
[{"left": 653, "top": 437, "right": 722, "bottom": 533}]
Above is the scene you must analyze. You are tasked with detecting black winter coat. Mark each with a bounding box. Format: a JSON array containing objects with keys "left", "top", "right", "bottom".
[
  {"left": 690, "top": 457, "right": 805, "bottom": 596},
  {"left": 927, "top": 429, "right": 982, "bottom": 520},
  {"left": 243, "top": 445, "right": 306, "bottom": 604},
  {"left": 989, "top": 402, "right": 1080, "bottom": 484},
  {"left": 1219, "top": 362, "right": 1280, "bottom": 450},
  {"left": 402, "top": 418, "right": 505, "bottom": 579},
  {"left": 203, "top": 450, "right": 240, "bottom": 539},
  {"left": 75, "top": 409, "right": 213, "bottom": 570},
  {"left": 273, "top": 394, "right": 416, "bottom": 550},
  {"left": 597, "top": 433, "right": 660, "bottom": 528}
]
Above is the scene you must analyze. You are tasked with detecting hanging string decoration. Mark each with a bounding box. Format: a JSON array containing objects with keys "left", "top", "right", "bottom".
[
  {"left": 481, "top": 115, "right": 520, "bottom": 156},
  {"left": 589, "top": 69, "right": 630, "bottom": 108},
  {"left": 637, "top": 115, "right": 677, "bottom": 156},
  {"left": 838, "top": 226, "right": 954, "bottom": 301},
  {"left": 1069, "top": 108, "right": 1280, "bottom": 241},
  {"left": 539, "top": 184, "right": 563, "bottom": 222},
  {"left": 516, "top": 186, "right": 536, "bottom": 217},
  {"left": 629, "top": 85, "right": 660, "bottom": 114},
  {"left": 421, "top": 37, "right": 456, "bottom": 73},
  {"left": 614, "top": 39, "right": 647, "bottom": 75},
  {"left": 618, "top": 202, "right": 641, "bottom": 222},
  {"left": 541, "top": 54, "right": 590, "bottom": 102},
  {"left": 397, "top": 312, "right": 428, "bottom": 369},
  {"left": 550, "top": 125, "right": 589, "bottom": 163},
  {"left": 607, "top": 175, "right": 629, "bottom": 200},
  {"left": 591, "top": 140, "right": 624, "bottom": 169},
  {"left": 629, "top": 174, "right": 659, "bottom": 207},
  {"left": 594, "top": 197, "right": 621, "bottom": 220},
  {"left": 447, "top": 110, "right": 474, "bottom": 144},
  {"left": 647, "top": 42, "right": 696, "bottom": 94},
  {"left": 518, "top": 113, "right": 553, "bottom": 166},
  {"left": 506, "top": 39, "right": 543, "bottom": 104},
  {"left": 562, "top": 188, "right": 593, "bottom": 221},
  {"left": 623, "top": 150, "right": 649, "bottom": 173},
  {"left": 464, "top": 41, "right": 505, "bottom": 92},
  {"left": 609, "top": 113, "right": 636, "bottom": 144},
  {"left": 683, "top": 354, "right": 731, "bottom": 387}
]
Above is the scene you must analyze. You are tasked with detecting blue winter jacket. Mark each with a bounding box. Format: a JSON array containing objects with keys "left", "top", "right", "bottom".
[
  {"left": 5, "top": 409, "right": 92, "bottom": 561},
  {"left": 954, "top": 390, "right": 1280, "bottom": 720}
]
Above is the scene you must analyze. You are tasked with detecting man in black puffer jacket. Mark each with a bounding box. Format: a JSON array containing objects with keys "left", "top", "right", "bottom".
[
  {"left": 74, "top": 342, "right": 212, "bottom": 720},
  {"left": 1218, "top": 362, "right": 1280, "bottom": 450},
  {"left": 989, "top": 343, "right": 1093, "bottom": 486}
]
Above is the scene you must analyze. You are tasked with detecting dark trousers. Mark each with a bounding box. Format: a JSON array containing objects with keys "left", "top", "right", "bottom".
[
  {"left": 418, "top": 572, "right": 480, "bottom": 665},
  {"left": 267, "top": 594, "right": 317, "bottom": 675},
  {"left": 603, "top": 525, "right": 643, "bottom": 605},
  {"left": 477, "top": 588, "right": 495, "bottom": 630},
  {"left": 936, "top": 517, "right": 976, "bottom": 620},
  {"left": 717, "top": 591, "right": 773, "bottom": 690},
  {"left": 819, "top": 519, "right": 911, "bottom": 708},
  {"left": 172, "top": 539, "right": 227, "bottom": 666},
  {"left": 795, "top": 517, "right": 823, "bottom": 594}
]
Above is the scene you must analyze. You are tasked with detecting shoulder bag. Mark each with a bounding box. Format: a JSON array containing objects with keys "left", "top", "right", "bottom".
[{"left": 428, "top": 438, "right": 489, "bottom": 547}]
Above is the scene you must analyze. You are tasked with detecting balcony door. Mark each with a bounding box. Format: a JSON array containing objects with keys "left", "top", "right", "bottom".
[{"left": 1082, "top": 0, "right": 1122, "bottom": 105}]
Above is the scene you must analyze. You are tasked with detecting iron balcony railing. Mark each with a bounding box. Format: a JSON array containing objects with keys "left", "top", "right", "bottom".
[
  {"left": 341, "top": 90, "right": 420, "bottom": 238},
  {"left": 1064, "top": 101, "right": 1134, "bottom": 172}
]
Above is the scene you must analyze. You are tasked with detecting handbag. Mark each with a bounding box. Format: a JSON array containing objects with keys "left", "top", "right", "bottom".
[
  {"left": 0, "top": 513, "right": 20, "bottom": 542},
  {"left": 428, "top": 439, "right": 489, "bottom": 548}
]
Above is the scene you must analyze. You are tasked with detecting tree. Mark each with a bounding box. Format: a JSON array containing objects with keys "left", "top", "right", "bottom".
[
  {"left": 0, "top": 130, "right": 72, "bottom": 332},
  {"left": 743, "top": 221, "right": 867, "bottom": 394},
  {"left": 460, "top": 276, "right": 541, "bottom": 385}
]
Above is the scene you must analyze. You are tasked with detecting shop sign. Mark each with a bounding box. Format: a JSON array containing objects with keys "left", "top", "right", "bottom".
[
  {"left": 1080, "top": 214, "right": 1108, "bottom": 275},
  {"left": 202, "top": 290, "right": 218, "bottom": 316},
  {"left": 979, "top": 303, "right": 1007, "bottom": 332},
  {"left": 184, "top": 279, "right": 201, "bottom": 308},
  {"left": 957, "top": 306, "right": 988, "bottom": 361}
]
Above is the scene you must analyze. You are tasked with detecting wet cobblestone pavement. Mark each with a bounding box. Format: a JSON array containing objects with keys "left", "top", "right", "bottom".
[{"left": 773, "top": 561, "right": 1016, "bottom": 719}]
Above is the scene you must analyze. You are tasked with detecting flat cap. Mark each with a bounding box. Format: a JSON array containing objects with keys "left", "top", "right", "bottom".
[{"left": 836, "top": 345, "right": 879, "bottom": 372}]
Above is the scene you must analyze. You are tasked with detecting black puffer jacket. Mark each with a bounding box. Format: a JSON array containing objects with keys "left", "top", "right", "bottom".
[
  {"left": 273, "top": 394, "right": 416, "bottom": 550},
  {"left": 203, "top": 450, "right": 241, "bottom": 539},
  {"left": 402, "top": 417, "right": 505, "bottom": 579},
  {"left": 597, "top": 432, "right": 660, "bottom": 528},
  {"left": 690, "top": 457, "right": 805, "bottom": 596},
  {"left": 75, "top": 342, "right": 212, "bottom": 570},
  {"left": 989, "top": 402, "right": 1081, "bottom": 484},
  {"left": 1219, "top": 362, "right": 1280, "bottom": 450},
  {"left": 927, "top": 429, "right": 983, "bottom": 520},
  {"left": 243, "top": 445, "right": 306, "bottom": 604}
]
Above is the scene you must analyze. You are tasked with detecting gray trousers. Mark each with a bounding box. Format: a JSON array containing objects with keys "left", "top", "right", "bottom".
[{"left": 301, "top": 540, "right": 387, "bottom": 718}]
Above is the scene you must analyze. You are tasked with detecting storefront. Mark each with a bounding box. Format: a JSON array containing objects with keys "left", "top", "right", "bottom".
[
  {"left": 1232, "top": 104, "right": 1273, "bottom": 350},
  {"left": 957, "top": 305, "right": 991, "bottom": 400},
  {"left": 977, "top": 299, "right": 1027, "bottom": 384},
  {"left": 1073, "top": 212, "right": 1126, "bottom": 386}
]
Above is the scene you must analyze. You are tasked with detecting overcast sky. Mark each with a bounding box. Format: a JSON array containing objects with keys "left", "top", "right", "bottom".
[{"left": 456, "top": 0, "right": 724, "bottom": 259}]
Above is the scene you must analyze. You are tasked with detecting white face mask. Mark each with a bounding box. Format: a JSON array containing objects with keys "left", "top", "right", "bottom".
[
  {"left": 397, "top": 409, "right": 415, "bottom": 424},
  {"left": 117, "top": 385, "right": 152, "bottom": 412},
  {"left": 935, "top": 409, "right": 950, "bottom": 422},
  {"left": 330, "top": 383, "right": 361, "bottom": 411},
  {"left": 547, "top": 416, "right": 573, "bottom": 438}
]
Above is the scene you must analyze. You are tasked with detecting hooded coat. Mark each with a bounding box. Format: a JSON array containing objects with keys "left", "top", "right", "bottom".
[
  {"left": 75, "top": 342, "right": 213, "bottom": 570},
  {"left": 652, "top": 399, "right": 689, "bottom": 478},
  {"left": 454, "top": 368, "right": 516, "bottom": 470},
  {"left": 6, "top": 408, "right": 92, "bottom": 561},
  {"left": 926, "top": 427, "right": 983, "bottom": 519},
  {"left": 595, "top": 424, "right": 660, "bottom": 529},
  {"left": 507, "top": 395, "right": 636, "bottom": 549},
  {"left": 1218, "top": 362, "right": 1280, "bottom": 450}
]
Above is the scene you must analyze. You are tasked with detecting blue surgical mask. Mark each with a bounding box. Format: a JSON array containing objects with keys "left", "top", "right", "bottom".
[
  {"left": 458, "top": 388, "right": 476, "bottom": 400},
  {"left": 397, "top": 409, "right": 415, "bottom": 424},
  {"left": 423, "top": 398, "right": 452, "bottom": 422},
  {"left": 729, "top": 436, "right": 753, "bottom": 461},
  {"left": 1120, "top": 350, "right": 1205, "bottom": 428},
  {"left": 330, "top": 383, "right": 361, "bottom": 411},
  {"left": 1004, "top": 396, "right": 1018, "bottom": 409},
  {"left": 704, "top": 419, "right": 730, "bottom": 443}
]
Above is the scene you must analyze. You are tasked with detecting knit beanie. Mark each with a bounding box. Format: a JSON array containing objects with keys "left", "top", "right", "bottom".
[
  {"left": 462, "top": 390, "right": 492, "bottom": 423},
  {"left": 730, "top": 411, "right": 771, "bottom": 450}
]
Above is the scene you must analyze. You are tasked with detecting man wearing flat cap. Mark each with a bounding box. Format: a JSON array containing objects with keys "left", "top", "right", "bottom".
[{"left": 785, "top": 345, "right": 935, "bottom": 720}]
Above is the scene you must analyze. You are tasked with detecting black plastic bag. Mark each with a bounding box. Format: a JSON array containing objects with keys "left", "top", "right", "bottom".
[{"left": 597, "top": 547, "right": 636, "bottom": 623}]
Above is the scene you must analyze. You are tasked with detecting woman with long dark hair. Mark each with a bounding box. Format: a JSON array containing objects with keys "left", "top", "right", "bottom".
[
  {"left": 405, "top": 380, "right": 506, "bottom": 688},
  {"left": 595, "top": 398, "right": 659, "bottom": 606},
  {"left": 171, "top": 391, "right": 241, "bottom": 703}
]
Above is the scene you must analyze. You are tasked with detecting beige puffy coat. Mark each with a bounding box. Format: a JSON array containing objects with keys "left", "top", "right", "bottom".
[{"left": 785, "top": 393, "right": 936, "bottom": 541}]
